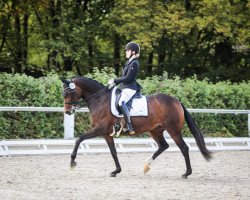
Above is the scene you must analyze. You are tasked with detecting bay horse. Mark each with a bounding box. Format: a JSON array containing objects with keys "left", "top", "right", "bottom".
[{"left": 61, "top": 76, "right": 212, "bottom": 178}]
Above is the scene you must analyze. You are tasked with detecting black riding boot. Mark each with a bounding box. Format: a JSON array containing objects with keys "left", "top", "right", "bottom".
[{"left": 119, "top": 101, "right": 135, "bottom": 134}]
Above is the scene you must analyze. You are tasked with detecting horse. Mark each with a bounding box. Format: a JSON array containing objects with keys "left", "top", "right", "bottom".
[{"left": 61, "top": 76, "right": 212, "bottom": 178}]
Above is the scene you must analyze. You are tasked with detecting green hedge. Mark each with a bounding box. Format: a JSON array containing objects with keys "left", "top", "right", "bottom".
[
  {"left": 138, "top": 73, "right": 249, "bottom": 137},
  {"left": 0, "top": 69, "right": 249, "bottom": 139},
  {"left": 0, "top": 73, "right": 64, "bottom": 138}
]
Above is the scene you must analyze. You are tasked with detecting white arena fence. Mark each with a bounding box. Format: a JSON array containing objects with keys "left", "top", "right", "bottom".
[
  {"left": 0, "top": 107, "right": 249, "bottom": 156},
  {"left": 0, "top": 138, "right": 250, "bottom": 156}
]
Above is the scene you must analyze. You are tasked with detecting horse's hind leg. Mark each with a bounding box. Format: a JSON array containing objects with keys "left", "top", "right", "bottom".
[
  {"left": 144, "top": 127, "right": 169, "bottom": 174},
  {"left": 170, "top": 133, "right": 192, "bottom": 179}
]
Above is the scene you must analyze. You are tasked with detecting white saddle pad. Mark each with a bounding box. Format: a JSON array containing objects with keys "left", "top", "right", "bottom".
[{"left": 111, "top": 87, "right": 148, "bottom": 117}]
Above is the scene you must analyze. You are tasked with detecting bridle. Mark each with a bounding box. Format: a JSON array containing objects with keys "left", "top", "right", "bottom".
[{"left": 63, "top": 87, "right": 83, "bottom": 110}]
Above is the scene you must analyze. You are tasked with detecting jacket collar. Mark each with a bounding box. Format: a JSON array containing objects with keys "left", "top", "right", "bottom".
[{"left": 125, "top": 57, "right": 138, "bottom": 66}]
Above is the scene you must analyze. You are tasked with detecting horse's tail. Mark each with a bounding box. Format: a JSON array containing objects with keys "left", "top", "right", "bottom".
[{"left": 181, "top": 104, "right": 212, "bottom": 161}]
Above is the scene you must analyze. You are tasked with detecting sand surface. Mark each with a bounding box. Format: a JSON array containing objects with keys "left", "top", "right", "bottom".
[{"left": 0, "top": 151, "right": 249, "bottom": 200}]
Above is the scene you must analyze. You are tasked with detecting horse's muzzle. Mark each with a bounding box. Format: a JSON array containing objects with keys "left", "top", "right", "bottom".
[{"left": 64, "top": 108, "right": 75, "bottom": 115}]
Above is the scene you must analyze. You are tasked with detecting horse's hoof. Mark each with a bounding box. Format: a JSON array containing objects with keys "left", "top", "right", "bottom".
[
  {"left": 181, "top": 174, "right": 188, "bottom": 179},
  {"left": 143, "top": 165, "right": 150, "bottom": 174},
  {"left": 70, "top": 161, "right": 77, "bottom": 169},
  {"left": 110, "top": 172, "right": 116, "bottom": 177},
  {"left": 181, "top": 170, "right": 192, "bottom": 178}
]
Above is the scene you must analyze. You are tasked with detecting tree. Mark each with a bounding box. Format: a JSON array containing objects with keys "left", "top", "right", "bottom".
[{"left": 0, "top": 0, "right": 249, "bottom": 82}]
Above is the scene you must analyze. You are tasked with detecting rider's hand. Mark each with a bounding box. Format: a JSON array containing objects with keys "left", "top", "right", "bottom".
[
  {"left": 108, "top": 79, "right": 114, "bottom": 85},
  {"left": 108, "top": 79, "right": 115, "bottom": 89}
]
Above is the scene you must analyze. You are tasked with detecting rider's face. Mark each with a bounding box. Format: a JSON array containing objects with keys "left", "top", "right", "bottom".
[{"left": 126, "top": 50, "right": 132, "bottom": 58}]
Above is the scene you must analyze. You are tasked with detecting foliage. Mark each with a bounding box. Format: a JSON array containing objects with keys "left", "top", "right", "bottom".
[
  {"left": 0, "top": 71, "right": 249, "bottom": 139},
  {"left": 0, "top": 0, "right": 249, "bottom": 82},
  {"left": 0, "top": 73, "right": 64, "bottom": 138}
]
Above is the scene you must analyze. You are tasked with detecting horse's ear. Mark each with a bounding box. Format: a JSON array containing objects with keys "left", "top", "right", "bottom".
[
  {"left": 60, "top": 77, "right": 71, "bottom": 86},
  {"left": 60, "top": 77, "right": 66, "bottom": 83}
]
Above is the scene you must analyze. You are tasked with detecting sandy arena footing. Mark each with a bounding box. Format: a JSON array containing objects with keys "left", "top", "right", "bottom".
[{"left": 0, "top": 151, "right": 249, "bottom": 200}]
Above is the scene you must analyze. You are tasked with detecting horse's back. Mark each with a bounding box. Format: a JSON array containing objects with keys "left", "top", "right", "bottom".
[
  {"left": 146, "top": 93, "right": 184, "bottom": 119},
  {"left": 147, "top": 93, "right": 181, "bottom": 106}
]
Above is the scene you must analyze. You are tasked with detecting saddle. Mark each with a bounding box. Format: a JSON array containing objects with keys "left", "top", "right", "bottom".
[
  {"left": 110, "top": 87, "right": 148, "bottom": 137},
  {"left": 114, "top": 88, "right": 142, "bottom": 115},
  {"left": 110, "top": 86, "right": 148, "bottom": 118}
]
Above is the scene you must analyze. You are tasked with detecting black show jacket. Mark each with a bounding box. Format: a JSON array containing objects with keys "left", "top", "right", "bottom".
[{"left": 114, "top": 58, "right": 141, "bottom": 91}]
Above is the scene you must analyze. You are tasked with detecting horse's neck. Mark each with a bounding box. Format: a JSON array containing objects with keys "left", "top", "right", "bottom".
[
  {"left": 85, "top": 87, "right": 100, "bottom": 96},
  {"left": 81, "top": 81, "right": 103, "bottom": 99},
  {"left": 77, "top": 78, "right": 109, "bottom": 110},
  {"left": 87, "top": 90, "right": 110, "bottom": 114}
]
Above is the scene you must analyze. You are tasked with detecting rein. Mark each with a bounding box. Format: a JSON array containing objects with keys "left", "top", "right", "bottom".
[{"left": 83, "top": 87, "right": 107, "bottom": 104}]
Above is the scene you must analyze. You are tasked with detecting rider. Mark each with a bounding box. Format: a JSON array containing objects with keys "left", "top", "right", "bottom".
[{"left": 108, "top": 42, "right": 142, "bottom": 134}]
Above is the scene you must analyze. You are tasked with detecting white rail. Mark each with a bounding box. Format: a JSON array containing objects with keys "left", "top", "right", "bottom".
[
  {"left": 0, "top": 107, "right": 249, "bottom": 138},
  {"left": 0, "top": 138, "right": 249, "bottom": 156},
  {"left": 0, "top": 106, "right": 248, "bottom": 114}
]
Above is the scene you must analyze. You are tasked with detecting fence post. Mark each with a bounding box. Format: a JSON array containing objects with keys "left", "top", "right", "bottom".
[
  {"left": 248, "top": 114, "right": 250, "bottom": 137},
  {"left": 64, "top": 113, "right": 75, "bottom": 139}
]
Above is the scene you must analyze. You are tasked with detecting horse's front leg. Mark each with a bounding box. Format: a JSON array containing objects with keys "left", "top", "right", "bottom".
[
  {"left": 104, "top": 135, "right": 121, "bottom": 177},
  {"left": 70, "top": 127, "right": 102, "bottom": 169}
]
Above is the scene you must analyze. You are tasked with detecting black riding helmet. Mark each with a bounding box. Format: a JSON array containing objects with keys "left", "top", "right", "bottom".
[{"left": 125, "top": 42, "right": 140, "bottom": 54}]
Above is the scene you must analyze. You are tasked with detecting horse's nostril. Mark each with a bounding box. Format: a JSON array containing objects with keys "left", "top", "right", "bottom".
[{"left": 65, "top": 110, "right": 71, "bottom": 115}]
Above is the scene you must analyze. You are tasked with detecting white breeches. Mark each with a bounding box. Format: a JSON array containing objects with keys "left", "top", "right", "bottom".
[{"left": 118, "top": 88, "right": 136, "bottom": 106}]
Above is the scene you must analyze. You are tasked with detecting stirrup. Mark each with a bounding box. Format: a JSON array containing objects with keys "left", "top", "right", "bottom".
[
  {"left": 127, "top": 124, "right": 135, "bottom": 135},
  {"left": 129, "top": 130, "right": 135, "bottom": 135}
]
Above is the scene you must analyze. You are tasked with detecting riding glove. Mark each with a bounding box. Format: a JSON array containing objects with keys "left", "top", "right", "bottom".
[{"left": 108, "top": 79, "right": 115, "bottom": 89}]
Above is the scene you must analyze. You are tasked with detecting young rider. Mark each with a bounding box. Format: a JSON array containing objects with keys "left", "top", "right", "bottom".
[{"left": 108, "top": 42, "right": 141, "bottom": 134}]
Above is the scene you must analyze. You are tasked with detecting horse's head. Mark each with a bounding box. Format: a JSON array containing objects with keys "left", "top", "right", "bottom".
[{"left": 61, "top": 77, "right": 82, "bottom": 115}]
